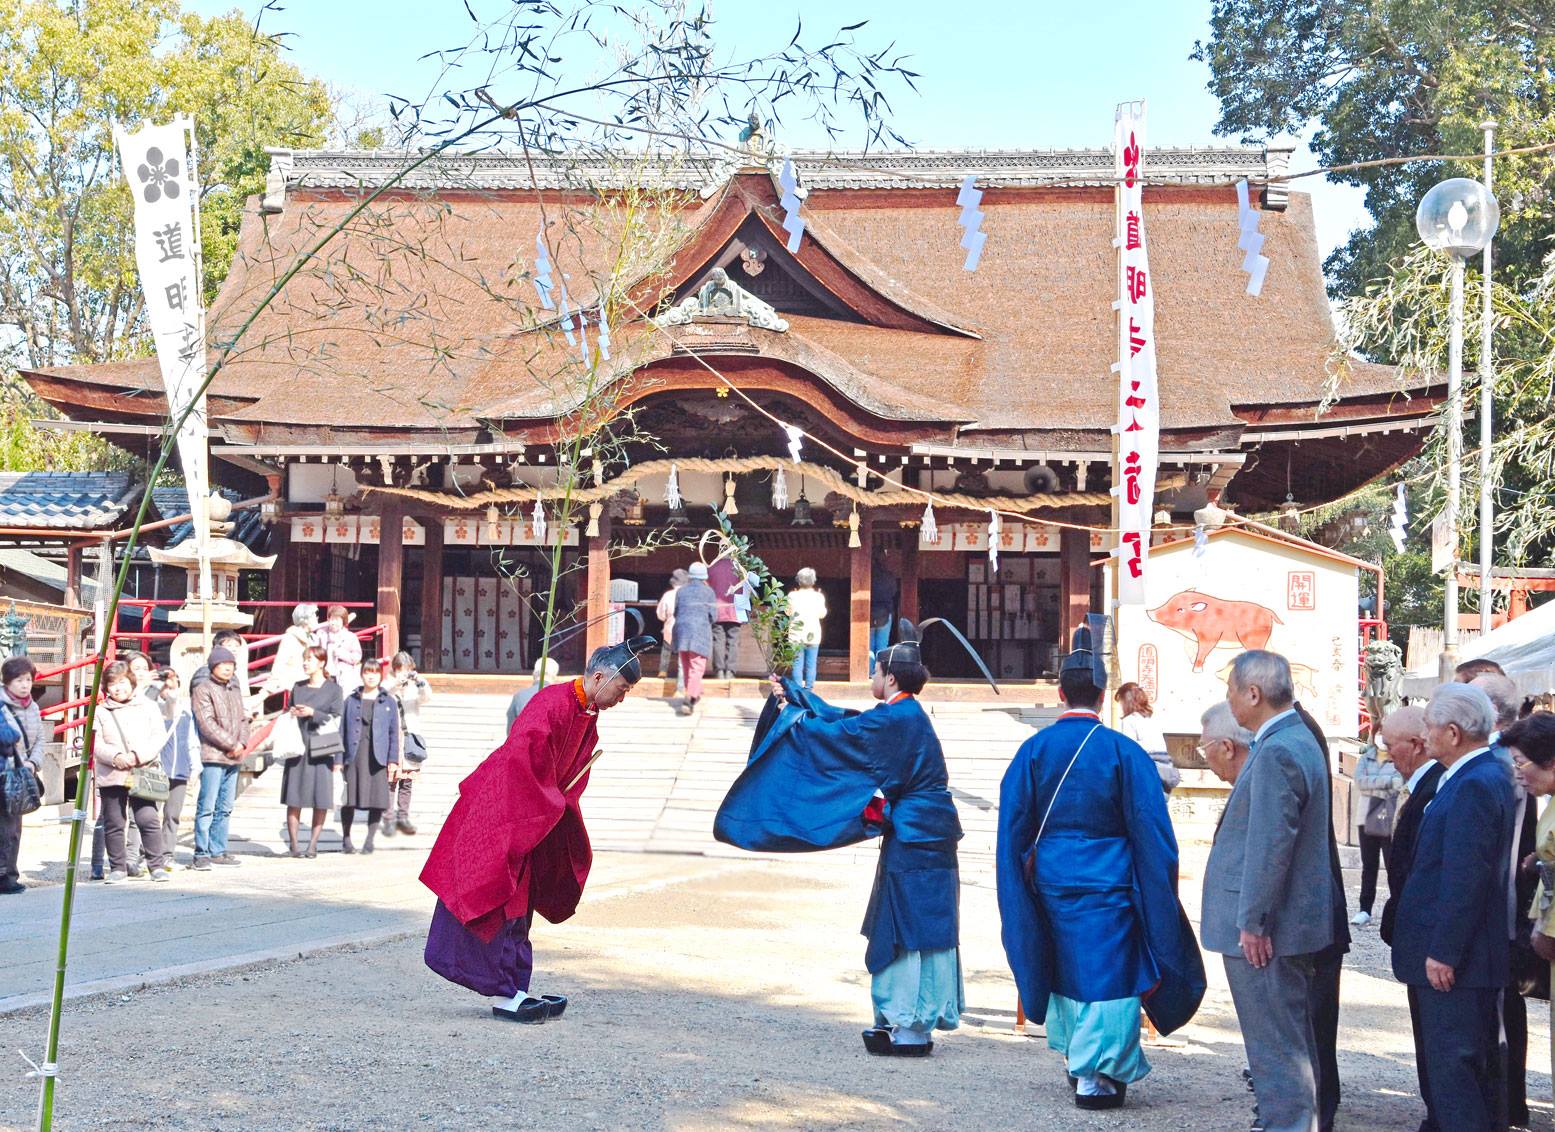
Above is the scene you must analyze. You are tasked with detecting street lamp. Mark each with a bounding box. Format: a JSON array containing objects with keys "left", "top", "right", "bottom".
[{"left": 1416, "top": 176, "right": 1499, "bottom": 678}]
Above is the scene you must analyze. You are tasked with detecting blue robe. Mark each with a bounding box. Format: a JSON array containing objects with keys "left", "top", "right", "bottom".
[
  {"left": 996, "top": 712, "right": 1205, "bottom": 1035},
  {"left": 714, "top": 681, "right": 961, "bottom": 974}
]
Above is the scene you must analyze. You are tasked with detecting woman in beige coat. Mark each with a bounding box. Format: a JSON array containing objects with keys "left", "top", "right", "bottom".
[{"left": 95, "top": 661, "right": 171, "bottom": 882}]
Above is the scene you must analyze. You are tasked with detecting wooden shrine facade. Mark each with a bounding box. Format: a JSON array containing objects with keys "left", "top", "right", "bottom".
[{"left": 21, "top": 145, "right": 1440, "bottom": 680}]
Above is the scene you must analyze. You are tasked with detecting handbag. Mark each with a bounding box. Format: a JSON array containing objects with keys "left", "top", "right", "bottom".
[
  {"left": 1, "top": 750, "right": 41, "bottom": 816},
  {"left": 126, "top": 765, "right": 171, "bottom": 803},
  {"left": 1362, "top": 793, "right": 1397, "bottom": 839},
  {"left": 395, "top": 687, "right": 429, "bottom": 764}
]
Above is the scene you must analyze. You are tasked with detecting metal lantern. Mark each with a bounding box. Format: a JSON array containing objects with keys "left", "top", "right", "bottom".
[
  {"left": 1278, "top": 495, "right": 1301, "bottom": 533},
  {"left": 666, "top": 499, "right": 690, "bottom": 528},
  {"left": 791, "top": 487, "right": 814, "bottom": 527}
]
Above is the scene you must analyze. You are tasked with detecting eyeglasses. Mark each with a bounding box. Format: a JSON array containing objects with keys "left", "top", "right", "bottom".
[{"left": 1194, "top": 740, "right": 1224, "bottom": 759}]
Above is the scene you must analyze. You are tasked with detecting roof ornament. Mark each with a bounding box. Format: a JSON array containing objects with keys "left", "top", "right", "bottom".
[{"left": 656, "top": 268, "right": 789, "bottom": 332}]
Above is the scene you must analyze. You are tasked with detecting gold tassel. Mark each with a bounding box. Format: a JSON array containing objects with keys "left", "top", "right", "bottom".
[
  {"left": 586, "top": 502, "right": 602, "bottom": 537},
  {"left": 724, "top": 476, "right": 739, "bottom": 516},
  {"left": 848, "top": 508, "right": 861, "bottom": 549}
]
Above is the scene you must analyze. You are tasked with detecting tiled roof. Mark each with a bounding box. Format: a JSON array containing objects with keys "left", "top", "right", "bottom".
[
  {"left": 152, "top": 487, "right": 269, "bottom": 550},
  {"left": 0, "top": 472, "right": 137, "bottom": 530}
]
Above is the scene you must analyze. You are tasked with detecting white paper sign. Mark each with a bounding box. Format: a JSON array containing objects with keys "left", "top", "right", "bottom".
[{"left": 1113, "top": 101, "right": 1161, "bottom": 605}]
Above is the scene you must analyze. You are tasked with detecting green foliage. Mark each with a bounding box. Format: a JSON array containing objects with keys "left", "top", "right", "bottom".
[
  {"left": 710, "top": 510, "right": 796, "bottom": 675},
  {"left": 1193, "top": 1, "right": 1555, "bottom": 297},
  {"left": 1, "top": 374, "right": 133, "bottom": 471},
  {"left": 0, "top": 0, "right": 332, "bottom": 468}
]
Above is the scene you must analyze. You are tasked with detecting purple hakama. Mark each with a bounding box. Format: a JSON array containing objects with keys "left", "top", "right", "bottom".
[{"left": 424, "top": 900, "right": 533, "bottom": 997}]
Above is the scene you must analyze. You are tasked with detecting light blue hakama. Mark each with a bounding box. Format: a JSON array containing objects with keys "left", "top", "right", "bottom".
[
  {"left": 870, "top": 947, "right": 964, "bottom": 1037},
  {"left": 1045, "top": 993, "right": 1150, "bottom": 1084}
]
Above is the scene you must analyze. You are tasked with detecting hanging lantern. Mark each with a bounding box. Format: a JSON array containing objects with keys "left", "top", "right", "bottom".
[
  {"left": 1278, "top": 494, "right": 1301, "bottom": 533},
  {"left": 791, "top": 481, "right": 814, "bottom": 527},
  {"left": 586, "top": 502, "right": 602, "bottom": 537},
  {"left": 259, "top": 498, "right": 282, "bottom": 525},
  {"left": 664, "top": 463, "right": 682, "bottom": 509},
  {"left": 532, "top": 499, "right": 548, "bottom": 543},
  {"left": 772, "top": 467, "right": 789, "bottom": 510},
  {"left": 848, "top": 507, "right": 861, "bottom": 549},
  {"left": 1153, "top": 506, "right": 1171, "bottom": 527},
  {"left": 921, "top": 500, "right": 938, "bottom": 543},
  {"left": 723, "top": 476, "right": 739, "bottom": 516},
  {"left": 323, "top": 487, "right": 345, "bottom": 520}
]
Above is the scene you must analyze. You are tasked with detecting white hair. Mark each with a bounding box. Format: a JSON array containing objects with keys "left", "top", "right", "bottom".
[
  {"left": 532, "top": 657, "right": 560, "bottom": 680},
  {"left": 1425, "top": 682, "right": 1496, "bottom": 741},
  {"left": 795, "top": 567, "right": 817, "bottom": 587},
  {"left": 1229, "top": 650, "right": 1295, "bottom": 708},
  {"left": 1201, "top": 702, "right": 1254, "bottom": 749},
  {"left": 291, "top": 603, "right": 319, "bottom": 628}
]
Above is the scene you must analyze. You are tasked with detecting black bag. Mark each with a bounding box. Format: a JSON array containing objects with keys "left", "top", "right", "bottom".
[
  {"left": 1, "top": 751, "right": 41, "bottom": 816},
  {"left": 402, "top": 731, "right": 429, "bottom": 765}
]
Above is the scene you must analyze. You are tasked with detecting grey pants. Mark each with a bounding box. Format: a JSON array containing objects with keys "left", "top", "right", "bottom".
[
  {"left": 1224, "top": 953, "right": 1319, "bottom": 1132},
  {"left": 160, "top": 778, "right": 189, "bottom": 861},
  {"left": 100, "top": 785, "right": 167, "bottom": 872},
  {"left": 0, "top": 807, "right": 21, "bottom": 885},
  {"left": 711, "top": 622, "right": 741, "bottom": 676},
  {"left": 389, "top": 775, "right": 413, "bottom": 822}
]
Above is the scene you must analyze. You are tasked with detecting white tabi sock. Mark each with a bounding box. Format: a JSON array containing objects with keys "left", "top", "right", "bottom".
[
  {"left": 888, "top": 1026, "right": 930, "bottom": 1046},
  {"left": 493, "top": 991, "right": 538, "bottom": 1011},
  {"left": 1074, "top": 1074, "right": 1117, "bottom": 1097}
]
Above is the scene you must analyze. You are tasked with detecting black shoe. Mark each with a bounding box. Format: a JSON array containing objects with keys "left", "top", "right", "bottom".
[
  {"left": 539, "top": 994, "right": 567, "bottom": 1019},
  {"left": 0, "top": 880, "right": 24, "bottom": 895},
  {"left": 191, "top": 856, "right": 212, "bottom": 872},
  {"left": 211, "top": 854, "right": 241, "bottom": 866},
  {"left": 861, "top": 1028, "right": 932, "bottom": 1057},
  {"left": 491, "top": 998, "right": 549, "bottom": 1024},
  {"left": 341, "top": 838, "right": 355, "bottom": 855},
  {"left": 1074, "top": 1081, "right": 1127, "bottom": 1111}
]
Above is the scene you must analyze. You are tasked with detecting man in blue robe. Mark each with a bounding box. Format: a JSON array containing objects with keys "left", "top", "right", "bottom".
[
  {"left": 715, "top": 638, "right": 962, "bottom": 1057},
  {"left": 997, "top": 625, "right": 1205, "bottom": 1110}
]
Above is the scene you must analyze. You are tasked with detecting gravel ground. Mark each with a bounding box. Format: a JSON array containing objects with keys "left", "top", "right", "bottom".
[{"left": 1, "top": 853, "right": 1550, "bottom": 1132}]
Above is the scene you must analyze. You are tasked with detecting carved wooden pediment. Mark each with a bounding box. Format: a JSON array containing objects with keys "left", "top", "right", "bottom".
[{"left": 656, "top": 268, "right": 789, "bottom": 333}]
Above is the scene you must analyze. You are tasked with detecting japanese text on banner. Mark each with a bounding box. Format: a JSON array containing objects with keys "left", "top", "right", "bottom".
[
  {"left": 113, "top": 117, "right": 208, "bottom": 506},
  {"left": 1113, "top": 101, "right": 1160, "bottom": 605}
]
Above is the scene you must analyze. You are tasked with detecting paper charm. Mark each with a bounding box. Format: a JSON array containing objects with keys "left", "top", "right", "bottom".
[
  {"left": 575, "top": 302, "right": 590, "bottom": 363},
  {"left": 1193, "top": 524, "right": 1208, "bottom": 558},
  {"left": 1389, "top": 483, "right": 1408, "bottom": 553},
  {"left": 1236, "top": 180, "right": 1270, "bottom": 296},
  {"left": 779, "top": 158, "right": 805, "bottom": 254},
  {"left": 854, "top": 462, "right": 868, "bottom": 488},
  {"left": 557, "top": 289, "right": 577, "bottom": 347},
  {"left": 921, "top": 500, "right": 938, "bottom": 543},
  {"left": 533, "top": 228, "right": 556, "bottom": 310},
  {"left": 665, "top": 463, "right": 682, "bottom": 508},
  {"left": 988, "top": 510, "right": 1001, "bottom": 574},
  {"left": 772, "top": 467, "right": 789, "bottom": 509},
  {"left": 783, "top": 423, "right": 804, "bottom": 464},
  {"left": 957, "top": 176, "right": 986, "bottom": 271},
  {"left": 532, "top": 499, "right": 548, "bottom": 543},
  {"left": 596, "top": 302, "right": 611, "bottom": 360}
]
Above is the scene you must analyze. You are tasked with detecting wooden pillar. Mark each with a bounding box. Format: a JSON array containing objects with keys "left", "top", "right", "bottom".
[
  {"left": 899, "top": 529, "right": 920, "bottom": 625},
  {"left": 375, "top": 499, "right": 405, "bottom": 661},
  {"left": 584, "top": 513, "right": 612, "bottom": 659},
  {"left": 1059, "top": 526, "right": 1092, "bottom": 651},
  {"left": 418, "top": 516, "right": 444, "bottom": 671},
  {"left": 849, "top": 517, "right": 873, "bottom": 682}
]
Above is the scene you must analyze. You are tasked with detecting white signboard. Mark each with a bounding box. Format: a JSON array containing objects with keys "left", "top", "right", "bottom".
[
  {"left": 1112, "top": 101, "right": 1161, "bottom": 604},
  {"left": 1115, "top": 528, "right": 1360, "bottom": 739}
]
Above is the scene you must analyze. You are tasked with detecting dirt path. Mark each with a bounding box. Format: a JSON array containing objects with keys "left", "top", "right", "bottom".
[{"left": 3, "top": 852, "right": 1547, "bottom": 1131}]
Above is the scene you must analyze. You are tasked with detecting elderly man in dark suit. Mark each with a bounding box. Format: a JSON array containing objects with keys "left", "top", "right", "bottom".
[
  {"left": 1375, "top": 706, "right": 1443, "bottom": 1131},
  {"left": 1204, "top": 650, "right": 1335, "bottom": 1132},
  {"left": 1392, "top": 682, "right": 1515, "bottom": 1132}
]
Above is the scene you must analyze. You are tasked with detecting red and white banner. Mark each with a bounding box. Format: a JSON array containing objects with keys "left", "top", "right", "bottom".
[{"left": 1112, "top": 101, "right": 1160, "bottom": 605}]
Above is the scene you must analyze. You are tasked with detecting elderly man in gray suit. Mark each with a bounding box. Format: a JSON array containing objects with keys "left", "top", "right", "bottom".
[{"left": 1204, "top": 650, "right": 1335, "bottom": 1132}]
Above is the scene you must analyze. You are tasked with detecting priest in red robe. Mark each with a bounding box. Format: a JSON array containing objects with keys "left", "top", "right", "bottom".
[{"left": 421, "top": 638, "right": 649, "bottom": 1022}]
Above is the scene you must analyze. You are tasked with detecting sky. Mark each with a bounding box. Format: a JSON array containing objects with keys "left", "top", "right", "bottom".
[{"left": 189, "top": 0, "right": 1370, "bottom": 262}]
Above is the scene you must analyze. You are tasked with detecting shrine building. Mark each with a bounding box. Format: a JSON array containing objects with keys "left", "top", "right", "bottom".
[{"left": 19, "top": 145, "right": 1437, "bottom": 683}]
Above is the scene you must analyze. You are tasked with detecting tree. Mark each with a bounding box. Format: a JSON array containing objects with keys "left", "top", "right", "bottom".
[
  {"left": 1192, "top": 1, "right": 1555, "bottom": 298},
  {"left": 0, "top": 0, "right": 333, "bottom": 468}
]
